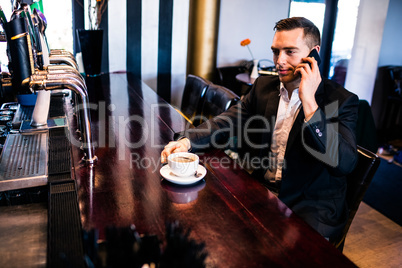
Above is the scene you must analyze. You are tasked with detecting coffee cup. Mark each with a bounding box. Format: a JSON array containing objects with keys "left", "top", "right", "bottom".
[{"left": 167, "top": 152, "right": 199, "bottom": 177}]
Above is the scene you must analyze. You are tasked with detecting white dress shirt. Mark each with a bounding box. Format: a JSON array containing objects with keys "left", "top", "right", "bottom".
[{"left": 265, "top": 83, "right": 302, "bottom": 183}]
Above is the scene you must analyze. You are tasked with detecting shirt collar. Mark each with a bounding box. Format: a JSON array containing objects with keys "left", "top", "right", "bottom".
[{"left": 279, "top": 82, "right": 299, "bottom": 102}]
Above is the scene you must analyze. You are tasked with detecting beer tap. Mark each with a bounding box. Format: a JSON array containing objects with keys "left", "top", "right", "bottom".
[
  {"left": 50, "top": 49, "right": 75, "bottom": 58},
  {"left": 22, "top": 72, "right": 97, "bottom": 164},
  {"left": 2, "top": 4, "right": 97, "bottom": 164},
  {"left": 49, "top": 55, "right": 79, "bottom": 70}
]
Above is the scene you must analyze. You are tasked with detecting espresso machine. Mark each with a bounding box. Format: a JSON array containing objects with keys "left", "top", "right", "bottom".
[{"left": 0, "top": 2, "right": 96, "bottom": 193}]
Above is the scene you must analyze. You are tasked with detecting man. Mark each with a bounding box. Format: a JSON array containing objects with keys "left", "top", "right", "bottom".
[{"left": 161, "top": 17, "right": 358, "bottom": 241}]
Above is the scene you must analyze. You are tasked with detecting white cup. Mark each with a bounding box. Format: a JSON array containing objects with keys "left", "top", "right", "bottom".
[{"left": 167, "top": 152, "right": 199, "bottom": 177}]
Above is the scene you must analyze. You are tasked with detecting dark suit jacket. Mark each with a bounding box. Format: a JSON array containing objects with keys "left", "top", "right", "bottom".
[{"left": 180, "top": 75, "right": 359, "bottom": 239}]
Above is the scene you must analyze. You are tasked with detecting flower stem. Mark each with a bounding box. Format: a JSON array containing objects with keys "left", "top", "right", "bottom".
[{"left": 247, "top": 45, "right": 254, "bottom": 60}]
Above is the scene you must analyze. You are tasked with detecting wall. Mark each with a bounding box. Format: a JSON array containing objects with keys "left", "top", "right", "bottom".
[
  {"left": 108, "top": 0, "right": 127, "bottom": 73},
  {"left": 86, "top": 0, "right": 402, "bottom": 108},
  {"left": 371, "top": 0, "right": 402, "bottom": 129},
  {"left": 217, "top": 0, "right": 289, "bottom": 66},
  {"left": 107, "top": 0, "right": 190, "bottom": 106},
  {"left": 344, "top": 0, "right": 390, "bottom": 103},
  {"left": 84, "top": 0, "right": 289, "bottom": 107},
  {"left": 377, "top": 0, "right": 402, "bottom": 67}
]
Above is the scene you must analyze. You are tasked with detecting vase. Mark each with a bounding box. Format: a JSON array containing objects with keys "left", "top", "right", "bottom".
[
  {"left": 250, "top": 59, "right": 259, "bottom": 79},
  {"left": 77, "top": 29, "right": 104, "bottom": 76}
]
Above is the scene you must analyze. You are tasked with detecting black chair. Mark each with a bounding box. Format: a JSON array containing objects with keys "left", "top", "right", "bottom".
[
  {"left": 180, "top": 74, "right": 210, "bottom": 126},
  {"left": 356, "top": 100, "right": 377, "bottom": 153},
  {"left": 216, "top": 66, "right": 248, "bottom": 96},
  {"left": 199, "top": 83, "right": 240, "bottom": 125},
  {"left": 198, "top": 83, "right": 240, "bottom": 154},
  {"left": 371, "top": 65, "right": 402, "bottom": 143},
  {"left": 331, "top": 145, "right": 381, "bottom": 251}
]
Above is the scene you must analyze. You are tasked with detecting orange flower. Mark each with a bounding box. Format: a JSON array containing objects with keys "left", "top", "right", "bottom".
[
  {"left": 240, "top": 38, "right": 251, "bottom": 46},
  {"left": 240, "top": 38, "right": 254, "bottom": 60}
]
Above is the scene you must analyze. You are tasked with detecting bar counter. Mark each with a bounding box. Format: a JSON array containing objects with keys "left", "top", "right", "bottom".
[
  {"left": 0, "top": 72, "right": 357, "bottom": 267},
  {"left": 67, "top": 73, "right": 357, "bottom": 267}
]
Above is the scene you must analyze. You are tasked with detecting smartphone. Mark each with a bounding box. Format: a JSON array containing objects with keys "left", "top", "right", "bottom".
[{"left": 305, "top": 49, "right": 321, "bottom": 67}]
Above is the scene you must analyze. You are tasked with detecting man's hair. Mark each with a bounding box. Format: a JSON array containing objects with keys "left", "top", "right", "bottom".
[{"left": 274, "top": 17, "right": 321, "bottom": 48}]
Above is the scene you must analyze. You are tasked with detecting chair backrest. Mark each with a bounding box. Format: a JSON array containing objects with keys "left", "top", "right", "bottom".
[
  {"left": 216, "top": 66, "right": 247, "bottom": 96},
  {"left": 333, "top": 145, "right": 381, "bottom": 250},
  {"left": 199, "top": 83, "right": 240, "bottom": 125},
  {"left": 356, "top": 100, "right": 377, "bottom": 153},
  {"left": 180, "top": 74, "right": 210, "bottom": 126}
]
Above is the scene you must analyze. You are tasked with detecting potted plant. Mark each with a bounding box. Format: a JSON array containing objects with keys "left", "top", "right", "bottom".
[{"left": 77, "top": 0, "right": 108, "bottom": 76}]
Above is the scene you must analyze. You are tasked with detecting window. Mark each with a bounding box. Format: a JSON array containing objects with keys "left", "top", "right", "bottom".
[
  {"left": 329, "top": 0, "right": 360, "bottom": 84},
  {"left": 0, "top": 2, "right": 13, "bottom": 72},
  {"left": 0, "top": 2, "right": 73, "bottom": 72},
  {"left": 42, "top": 1, "right": 73, "bottom": 52},
  {"left": 289, "top": 0, "right": 360, "bottom": 84},
  {"left": 289, "top": 0, "right": 326, "bottom": 35}
]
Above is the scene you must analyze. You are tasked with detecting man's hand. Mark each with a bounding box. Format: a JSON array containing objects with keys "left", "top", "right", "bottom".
[
  {"left": 294, "top": 56, "right": 321, "bottom": 120},
  {"left": 161, "top": 138, "right": 191, "bottom": 163}
]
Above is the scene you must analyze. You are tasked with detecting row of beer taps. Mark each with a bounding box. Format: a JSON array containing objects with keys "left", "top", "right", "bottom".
[{"left": 0, "top": 1, "right": 97, "bottom": 164}]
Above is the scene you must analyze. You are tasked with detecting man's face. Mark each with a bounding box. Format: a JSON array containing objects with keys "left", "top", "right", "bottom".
[{"left": 271, "top": 28, "right": 313, "bottom": 88}]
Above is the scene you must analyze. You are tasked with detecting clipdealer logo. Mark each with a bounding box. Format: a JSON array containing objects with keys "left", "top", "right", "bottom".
[{"left": 70, "top": 100, "right": 342, "bottom": 169}]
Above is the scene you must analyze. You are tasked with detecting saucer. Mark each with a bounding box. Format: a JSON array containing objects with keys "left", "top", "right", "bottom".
[{"left": 160, "top": 164, "right": 206, "bottom": 185}]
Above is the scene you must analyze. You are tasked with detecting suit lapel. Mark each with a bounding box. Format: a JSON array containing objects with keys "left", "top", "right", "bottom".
[
  {"left": 258, "top": 84, "right": 280, "bottom": 158},
  {"left": 264, "top": 89, "right": 280, "bottom": 119},
  {"left": 264, "top": 84, "right": 280, "bottom": 136},
  {"left": 286, "top": 108, "right": 304, "bottom": 152}
]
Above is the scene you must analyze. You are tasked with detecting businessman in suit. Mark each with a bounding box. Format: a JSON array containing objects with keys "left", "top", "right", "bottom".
[{"left": 161, "top": 17, "right": 359, "bottom": 240}]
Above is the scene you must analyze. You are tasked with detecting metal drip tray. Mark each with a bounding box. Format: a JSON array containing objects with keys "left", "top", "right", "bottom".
[{"left": 0, "top": 132, "right": 48, "bottom": 191}]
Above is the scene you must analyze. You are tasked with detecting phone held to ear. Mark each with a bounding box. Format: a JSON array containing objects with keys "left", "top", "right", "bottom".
[{"left": 305, "top": 49, "right": 321, "bottom": 67}]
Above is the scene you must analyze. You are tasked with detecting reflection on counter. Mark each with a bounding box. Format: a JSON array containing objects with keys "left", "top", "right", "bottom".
[
  {"left": 83, "top": 221, "right": 208, "bottom": 267},
  {"left": 161, "top": 179, "right": 206, "bottom": 204}
]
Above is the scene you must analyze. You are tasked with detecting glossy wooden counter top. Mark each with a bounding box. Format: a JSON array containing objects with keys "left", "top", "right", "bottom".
[{"left": 69, "top": 73, "right": 356, "bottom": 267}]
